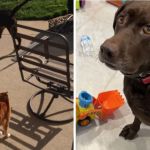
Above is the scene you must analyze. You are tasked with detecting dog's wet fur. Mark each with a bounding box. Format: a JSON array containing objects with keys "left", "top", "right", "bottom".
[
  {"left": 100, "top": 1, "right": 150, "bottom": 139},
  {"left": 0, "top": 0, "right": 31, "bottom": 49},
  {"left": 0, "top": 92, "right": 11, "bottom": 137}
]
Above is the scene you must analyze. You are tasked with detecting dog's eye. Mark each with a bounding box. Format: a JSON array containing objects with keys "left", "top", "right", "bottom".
[
  {"left": 143, "top": 25, "right": 150, "bottom": 34},
  {"left": 117, "top": 16, "right": 125, "bottom": 24}
]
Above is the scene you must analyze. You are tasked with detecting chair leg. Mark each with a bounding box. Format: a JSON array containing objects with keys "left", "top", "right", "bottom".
[
  {"left": 40, "top": 94, "right": 57, "bottom": 117},
  {"left": 37, "top": 91, "right": 45, "bottom": 114},
  {"left": 28, "top": 89, "right": 73, "bottom": 124}
]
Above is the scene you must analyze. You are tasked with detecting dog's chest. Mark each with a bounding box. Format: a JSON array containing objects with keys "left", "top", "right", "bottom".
[
  {"left": 0, "top": 17, "right": 11, "bottom": 25},
  {"left": 0, "top": 11, "right": 12, "bottom": 26},
  {"left": 124, "top": 77, "right": 150, "bottom": 124},
  {"left": 127, "top": 86, "right": 150, "bottom": 124}
]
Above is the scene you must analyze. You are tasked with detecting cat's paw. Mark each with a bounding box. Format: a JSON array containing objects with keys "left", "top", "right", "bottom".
[
  {"left": 6, "top": 133, "right": 11, "bottom": 138},
  {"left": 0, "top": 130, "right": 3, "bottom": 136}
]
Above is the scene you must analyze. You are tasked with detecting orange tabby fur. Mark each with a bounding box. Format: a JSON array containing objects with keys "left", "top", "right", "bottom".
[{"left": 0, "top": 92, "right": 11, "bottom": 137}]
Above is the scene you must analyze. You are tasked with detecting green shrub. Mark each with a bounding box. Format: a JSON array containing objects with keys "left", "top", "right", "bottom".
[{"left": 0, "top": 0, "right": 68, "bottom": 20}]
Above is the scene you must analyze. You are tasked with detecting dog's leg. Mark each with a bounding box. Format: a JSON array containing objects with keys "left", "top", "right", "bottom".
[
  {"left": 15, "top": 35, "right": 21, "bottom": 49},
  {"left": 7, "top": 25, "right": 21, "bottom": 50},
  {"left": 119, "top": 117, "right": 141, "bottom": 140},
  {"left": 0, "top": 27, "right": 5, "bottom": 38},
  {"left": 12, "top": 35, "right": 21, "bottom": 50}
]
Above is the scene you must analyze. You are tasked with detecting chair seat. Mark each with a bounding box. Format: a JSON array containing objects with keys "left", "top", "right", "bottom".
[{"left": 14, "top": 21, "right": 73, "bottom": 124}]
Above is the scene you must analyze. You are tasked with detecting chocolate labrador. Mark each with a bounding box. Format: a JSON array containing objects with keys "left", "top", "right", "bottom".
[
  {"left": 100, "top": 1, "right": 150, "bottom": 140},
  {"left": 0, "top": 0, "right": 31, "bottom": 49}
]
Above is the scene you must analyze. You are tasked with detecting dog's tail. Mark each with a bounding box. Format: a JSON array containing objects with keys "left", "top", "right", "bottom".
[{"left": 11, "top": 0, "right": 31, "bottom": 17}]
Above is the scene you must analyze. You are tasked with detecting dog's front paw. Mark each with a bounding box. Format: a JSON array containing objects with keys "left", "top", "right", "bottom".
[{"left": 119, "top": 124, "right": 138, "bottom": 140}]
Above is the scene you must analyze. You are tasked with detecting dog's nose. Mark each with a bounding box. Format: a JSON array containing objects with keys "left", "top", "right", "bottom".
[{"left": 100, "top": 45, "right": 113, "bottom": 60}]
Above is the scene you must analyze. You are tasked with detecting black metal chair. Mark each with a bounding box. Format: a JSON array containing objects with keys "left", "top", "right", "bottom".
[{"left": 14, "top": 24, "right": 73, "bottom": 124}]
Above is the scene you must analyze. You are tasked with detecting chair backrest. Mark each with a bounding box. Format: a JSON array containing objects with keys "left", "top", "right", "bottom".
[{"left": 14, "top": 24, "right": 73, "bottom": 97}]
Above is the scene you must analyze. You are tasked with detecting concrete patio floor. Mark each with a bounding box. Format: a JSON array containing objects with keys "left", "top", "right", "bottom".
[{"left": 0, "top": 21, "right": 73, "bottom": 150}]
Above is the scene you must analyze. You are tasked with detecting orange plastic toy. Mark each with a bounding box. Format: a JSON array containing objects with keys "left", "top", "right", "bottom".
[
  {"left": 77, "top": 90, "right": 125, "bottom": 126},
  {"left": 106, "top": 0, "right": 123, "bottom": 7},
  {"left": 93, "top": 90, "right": 124, "bottom": 119}
]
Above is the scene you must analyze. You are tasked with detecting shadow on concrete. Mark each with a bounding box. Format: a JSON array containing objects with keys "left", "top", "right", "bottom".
[
  {"left": 0, "top": 20, "right": 73, "bottom": 72},
  {"left": 0, "top": 109, "right": 62, "bottom": 150},
  {"left": 0, "top": 51, "right": 16, "bottom": 72}
]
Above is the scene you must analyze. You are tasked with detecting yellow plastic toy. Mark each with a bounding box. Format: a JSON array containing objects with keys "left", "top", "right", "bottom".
[
  {"left": 76, "top": 91, "right": 101, "bottom": 126},
  {"left": 76, "top": 90, "right": 124, "bottom": 126}
]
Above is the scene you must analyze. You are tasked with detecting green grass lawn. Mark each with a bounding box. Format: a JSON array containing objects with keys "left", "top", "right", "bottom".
[{"left": 0, "top": 0, "right": 68, "bottom": 20}]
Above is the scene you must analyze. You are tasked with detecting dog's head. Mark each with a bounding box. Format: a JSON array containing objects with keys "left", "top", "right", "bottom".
[{"left": 99, "top": 1, "right": 150, "bottom": 76}]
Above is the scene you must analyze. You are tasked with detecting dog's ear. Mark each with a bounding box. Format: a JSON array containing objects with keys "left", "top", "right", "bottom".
[
  {"left": 113, "top": 1, "right": 133, "bottom": 30},
  {"left": 113, "top": 4, "right": 126, "bottom": 30}
]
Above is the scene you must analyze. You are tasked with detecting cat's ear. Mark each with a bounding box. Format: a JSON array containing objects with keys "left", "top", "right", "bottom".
[{"left": 3, "top": 92, "right": 8, "bottom": 95}]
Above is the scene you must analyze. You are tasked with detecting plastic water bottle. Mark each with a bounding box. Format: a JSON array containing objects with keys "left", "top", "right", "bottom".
[{"left": 80, "top": 35, "right": 94, "bottom": 56}]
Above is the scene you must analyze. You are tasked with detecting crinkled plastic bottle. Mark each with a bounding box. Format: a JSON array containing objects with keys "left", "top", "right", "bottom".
[{"left": 80, "top": 35, "right": 94, "bottom": 56}]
